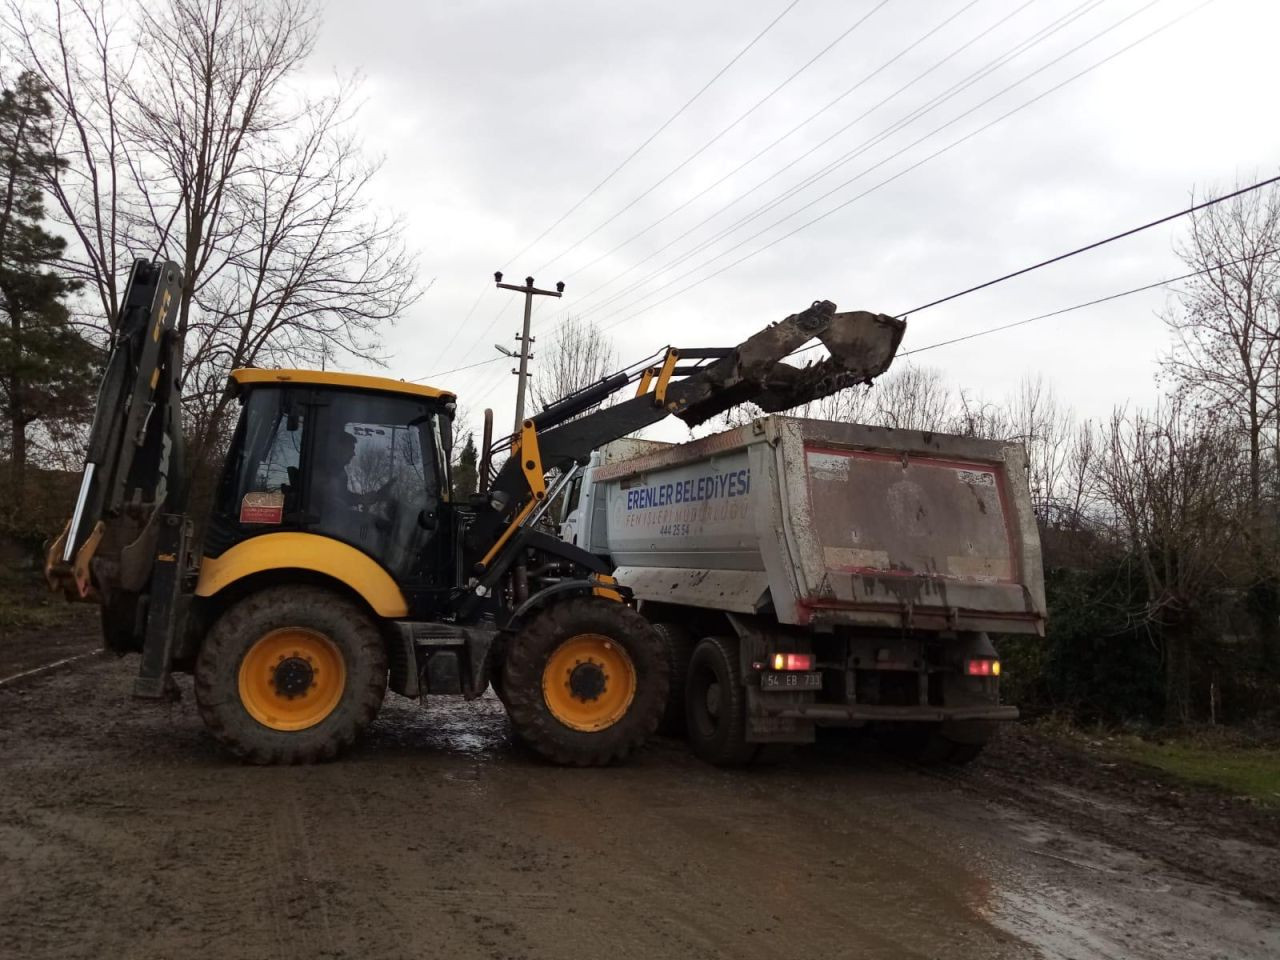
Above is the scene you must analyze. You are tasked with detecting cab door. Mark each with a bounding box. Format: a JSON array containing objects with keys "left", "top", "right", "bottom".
[{"left": 303, "top": 388, "right": 452, "bottom": 614}]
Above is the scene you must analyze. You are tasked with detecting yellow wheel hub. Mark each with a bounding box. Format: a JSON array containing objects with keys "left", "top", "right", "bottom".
[
  {"left": 237, "top": 627, "right": 347, "bottom": 732},
  {"left": 541, "top": 633, "right": 636, "bottom": 732}
]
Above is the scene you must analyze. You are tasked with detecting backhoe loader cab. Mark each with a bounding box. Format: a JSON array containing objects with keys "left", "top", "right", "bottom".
[
  {"left": 47, "top": 258, "right": 907, "bottom": 766},
  {"left": 202, "top": 371, "right": 456, "bottom": 605}
]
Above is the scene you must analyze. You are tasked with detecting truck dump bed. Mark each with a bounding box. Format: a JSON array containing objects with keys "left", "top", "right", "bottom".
[{"left": 586, "top": 416, "right": 1046, "bottom": 635}]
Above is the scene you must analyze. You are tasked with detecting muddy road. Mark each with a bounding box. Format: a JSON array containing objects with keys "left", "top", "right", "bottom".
[{"left": 1, "top": 657, "right": 1277, "bottom": 960}]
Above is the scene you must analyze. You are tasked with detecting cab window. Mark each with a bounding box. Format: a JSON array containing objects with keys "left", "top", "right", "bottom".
[
  {"left": 217, "top": 388, "right": 305, "bottom": 527},
  {"left": 307, "top": 390, "right": 442, "bottom": 580}
]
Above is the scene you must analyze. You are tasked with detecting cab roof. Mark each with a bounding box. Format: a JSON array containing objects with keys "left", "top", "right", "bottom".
[{"left": 228, "top": 368, "right": 455, "bottom": 402}]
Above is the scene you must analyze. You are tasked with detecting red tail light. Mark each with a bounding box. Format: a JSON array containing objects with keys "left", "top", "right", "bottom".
[
  {"left": 771, "top": 652, "right": 814, "bottom": 671},
  {"left": 966, "top": 659, "right": 1001, "bottom": 677}
]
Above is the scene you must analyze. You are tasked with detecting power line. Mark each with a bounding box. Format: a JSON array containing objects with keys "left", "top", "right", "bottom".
[
  {"left": 572, "top": 0, "right": 1104, "bottom": 323},
  {"left": 533, "top": 0, "right": 898, "bottom": 274},
  {"left": 898, "top": 173, "right": 1280, "bottom": 316},
  {"left": 507, "top": 0, "right": 805, "bottom": 268},
  {"left": 784, "top": 245, "right": 1279, "bottom": 367},
  {"left": 560, "top": 0, "right": 994, "bottom": 285},
  {"left": 435, "top": 283, "right": 493, "bottom": 361},
  {"left": 592, "top": 0, "right": 1205, "bottom": 334},
  {"left": 903, "top": 248, "right": 1280, "bottom": 357},
  {"left": 440, "top": 1, "right": 803, "bottom": 373},
  {"left": 413, "top": 354, "right": 505, "bottom": 382}
]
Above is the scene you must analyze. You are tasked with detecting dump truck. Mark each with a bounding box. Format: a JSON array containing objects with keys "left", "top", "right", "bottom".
[
  {"left": 45, "top": 260, "right": 906, "bottom": 766},
  {"left": 558, "top": 416, "right": 1046, "bottom": 764}
]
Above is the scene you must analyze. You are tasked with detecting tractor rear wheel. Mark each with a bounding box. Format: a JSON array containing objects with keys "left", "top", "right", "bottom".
[
  {"left": 195, "top": 585, "right": 387, "bottom": 764},
  {"left": 502, "top": 596, "right": 668, "bottom": 766}
]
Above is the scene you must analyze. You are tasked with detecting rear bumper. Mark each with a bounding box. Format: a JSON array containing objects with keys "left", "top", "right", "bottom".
[{"left": 767, "top": 703, "right": 1019, "bottom": 723}]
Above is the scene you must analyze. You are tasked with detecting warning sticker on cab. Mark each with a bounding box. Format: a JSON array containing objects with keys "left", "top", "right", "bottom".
[{"left": 240, "top": 491, "right": 284, "bottom": 524}]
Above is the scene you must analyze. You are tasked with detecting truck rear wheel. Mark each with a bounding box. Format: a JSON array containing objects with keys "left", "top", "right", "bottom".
[
  {"left": 686, "top": 635, "right": 762, "bottom": 766},
  {"left": 654, "top": 622, "right": 697, "bottom": 736},
  {"left": 502, "top": 596, "right": 668, "bottom": 766},
  {"left": 194, "top": 585, "right": 387, "bottom": 764}
]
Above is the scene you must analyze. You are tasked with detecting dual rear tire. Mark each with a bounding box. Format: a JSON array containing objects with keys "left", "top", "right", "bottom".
[{"left": 683, "top": 634, "right": 791, "bottom": 766}]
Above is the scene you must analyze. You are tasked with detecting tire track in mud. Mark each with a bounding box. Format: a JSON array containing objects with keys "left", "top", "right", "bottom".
[{"left": 914, "top": 731, "right": 1280, "bottom": 911}]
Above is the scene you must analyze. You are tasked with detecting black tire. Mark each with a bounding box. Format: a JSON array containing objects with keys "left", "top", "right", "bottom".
[
  {"left": 194, "top": 585, "right": 387, "bottom": 764},
  {"left": 654, "top": 622, "right": 697, "bottom": 737},
  {"left": 502, "top": 596, "right": 668, "bottom": 766},
  {"left": 685, "top": 635, "right": 759, "bottom": 766}
]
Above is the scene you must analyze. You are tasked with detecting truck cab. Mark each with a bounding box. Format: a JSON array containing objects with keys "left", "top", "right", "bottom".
[{"left": 557, "top": 437, "right": 671, "bottom": 549}]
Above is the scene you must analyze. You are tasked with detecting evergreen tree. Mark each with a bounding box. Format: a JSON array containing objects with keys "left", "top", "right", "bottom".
[{"left": 0, "top": 71, "right": 97, "bottom": 510}]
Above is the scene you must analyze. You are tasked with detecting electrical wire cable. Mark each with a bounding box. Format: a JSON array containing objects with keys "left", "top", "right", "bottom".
[
  {"left": 522, "top": 0, "right": 1077, "bottom": 347},
  {"left": 898, "top": 174, "right": 1280, "bottom": 316},
  {"left": 561, "top": 0, "right": 1015, "bottom": 287},
  {"left": 592, "top": 0, "right": 1208, "bottom": 335},
  {"left": 567, "top": 0, "right": 1097, "bottom": 321},
  {"left": 435, "top": 283, "right": 494, "bottom": 361},
  {"left": 532, "top": 0, "right": 898, "bottom": 275},
  {"left": 785, "top": 246, "right": 1280, "bottom": 369},
  {"left": 509, "top": 0, "right": 805, "bottom": 268},
  {"left": 413, "top": 354, "right": 507, "bottom": 382},
  {"left": 438, "top": 0, "right": 804, "bottom": 372},
  {"left": 579, "top": 0, "right": 1130, "bottom": 325}
]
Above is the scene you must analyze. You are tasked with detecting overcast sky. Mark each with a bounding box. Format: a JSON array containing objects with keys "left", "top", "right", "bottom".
[{"left": 302, "top": 0, "right": 1277, "bottom": 440}]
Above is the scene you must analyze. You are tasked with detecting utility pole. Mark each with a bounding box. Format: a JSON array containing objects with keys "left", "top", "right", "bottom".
[{"left": 494, "top": 272, "right": 563, "bottom": 433}]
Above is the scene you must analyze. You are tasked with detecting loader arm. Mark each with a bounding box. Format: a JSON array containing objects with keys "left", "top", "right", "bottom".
[{"left": 461, "top": 300, "right": 905, "bottom": 601}]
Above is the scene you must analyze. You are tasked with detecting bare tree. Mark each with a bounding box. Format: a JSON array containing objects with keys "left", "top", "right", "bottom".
[
  {"left": 530, "top": 314, "right": 617, "bottom": 413},
  {"left": 1160, "top": 180, "right": 1280, "bottom": 508},
  {"left": 871, "top": 363, "right": 954, "bottom": 431},
  {"left": 4, "top": 0, "right": 420, "bottom": 469},
  {"left": 1094, "top": 400, "right": 1247, "bottom": 723}
]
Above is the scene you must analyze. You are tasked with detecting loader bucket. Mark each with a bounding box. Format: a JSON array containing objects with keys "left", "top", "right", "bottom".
[{"left": 673, "top": 302, "right": 906, "bottom": 427}]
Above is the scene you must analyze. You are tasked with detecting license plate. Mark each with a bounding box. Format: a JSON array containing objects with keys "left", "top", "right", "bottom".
[{"left": 760, "top": 671, "right": 822, "bottom": 691}]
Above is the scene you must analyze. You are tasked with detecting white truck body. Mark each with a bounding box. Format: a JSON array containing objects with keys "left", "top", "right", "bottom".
[
  {"left": 560, "top": 416, "right": 1046, "bottom": 752},
  {"left": 570, "top": 417, "right": 1045, "bottom": 636}
]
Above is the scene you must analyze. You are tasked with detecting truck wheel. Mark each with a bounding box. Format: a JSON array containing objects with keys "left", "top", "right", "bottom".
[
  {"left": 194, "top": 585, "right": 387, "bottom": 764},
  {"left": 654, "top": 622, "right": 697, "bottom": 737},
  {"left": 502, "top": 596, "right": 668, "bottom": 766},
  {"left": 685, "top": 635, "right": 759, "bottom": 766}
]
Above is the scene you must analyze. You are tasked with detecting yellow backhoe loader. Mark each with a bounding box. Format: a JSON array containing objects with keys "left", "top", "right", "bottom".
[{"left": 45, "top": 259, "right": 904, "bottom": 765}]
